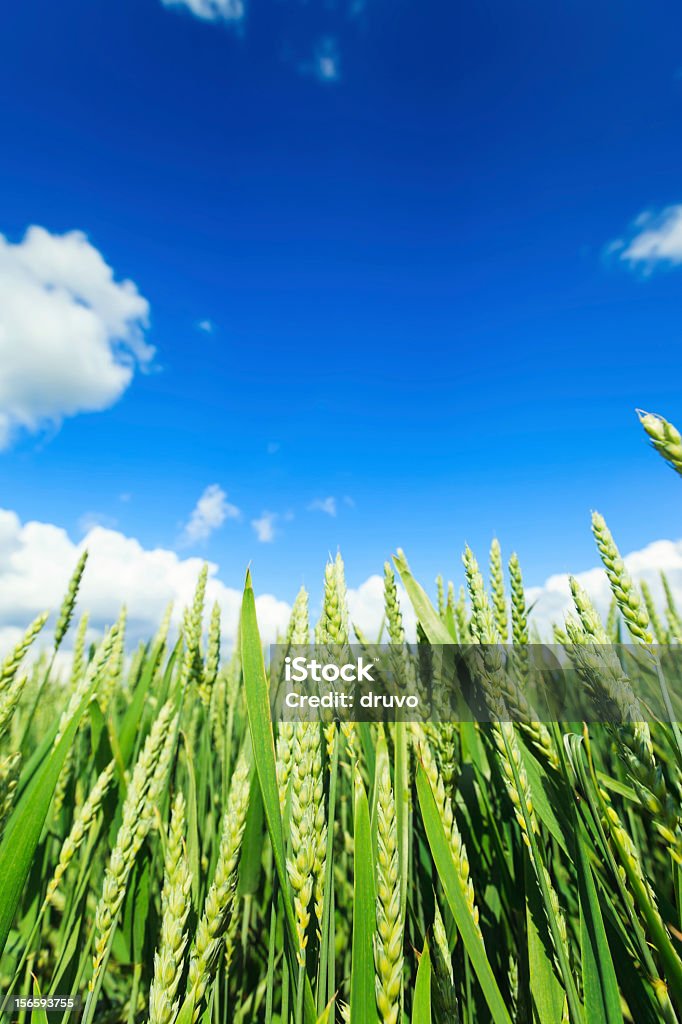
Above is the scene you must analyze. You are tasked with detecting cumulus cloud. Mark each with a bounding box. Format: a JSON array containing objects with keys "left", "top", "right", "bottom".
[
  {"left": 308, "top": 497, "right": 337, "bottom": 517},
  {"left": 0, "top": 507, "right": 290, "bottom": 656},
  {"left": 527, "top": 537, "right": 682, "bottom": 637},
  {"left": 347, "top": 573, "right": 417, "bottom": 641},
  {"left": 180, "top": 484, "right": 240, "bottom": 546},
  {"left": 343, "top": 539, "right": 682, "bottom": 642},
  {"left": 3, "top": 501, "right": 678, "bottom": 670},
  {"left": 161, "top": 0, "right": 245, "bottom": 22},
  {"left": 197, "top": 319, "right": 215, "bottom": 333},
  {"left": 613, "top": 205, "right": 682, "bottom": 271},
  {"left": 0, "top": 226, "right": 152, "bottom": 448},
  {"left": 251, "top": 512, "right": 277, "bottom": 543},
  {"left": 0, "top": 506, "right": 418, "bottom": 658}
]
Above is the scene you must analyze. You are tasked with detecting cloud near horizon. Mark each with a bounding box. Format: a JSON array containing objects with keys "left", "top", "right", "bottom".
[
  {"left": 527, "top": 537, "right": 682, "bottom": 636},
  {"left": 0, "top": 507, "right": 289, "bottom": 656},
  {"left": 0, "top": 507, "right": 680, "bottom": 665},
  {"left": 0, "top": 226, "right": 152, "bottom": 449}
]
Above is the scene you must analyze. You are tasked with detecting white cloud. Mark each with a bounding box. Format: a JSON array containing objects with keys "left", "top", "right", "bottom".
[
  {"left": 527, "top": 537, "right": 682, "bottom": 637},
  {"left": 0, "top": 226, "right": 151, "bottom": 448},
  {"left": 344, "top": 538, "right": 682, "bottom": 642},
  {"left": 340, "top": 538, "right": 682, "bottom": 642},
  {"left": 161, "top": 0, "right": 245, "bottom": 22},
  {"left": 197, "top": 319, "right": 215, "bottom": 333},
  {"left": 180, "top": 484, "right": 240, "bottom": 546},
  {"left": 309, "top": 497, "right": 337, "bottom": 517},
  {"left": 614, "top": 205, "right": 682, "bottom": 270},
  {"left": 347, "top": 574, "right": 417, "bottom": 641},
  {"left": 0, "top": 507, "right": 290, "bottom": 655},
  {"left": 251, "top": 512, "right": 277, "bottom": 543},
  {"left": 3, "top": 503, "right": 679, "bottom": 670}
]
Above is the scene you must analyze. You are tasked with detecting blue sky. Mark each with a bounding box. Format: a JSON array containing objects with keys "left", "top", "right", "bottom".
[{"left": 1, "top": 0, "right": 681, "bottom": 606}]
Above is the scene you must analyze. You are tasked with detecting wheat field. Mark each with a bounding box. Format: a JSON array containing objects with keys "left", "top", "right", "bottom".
[{"left": 1, "top": 409, "right": 682, "bottom": 1024}]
